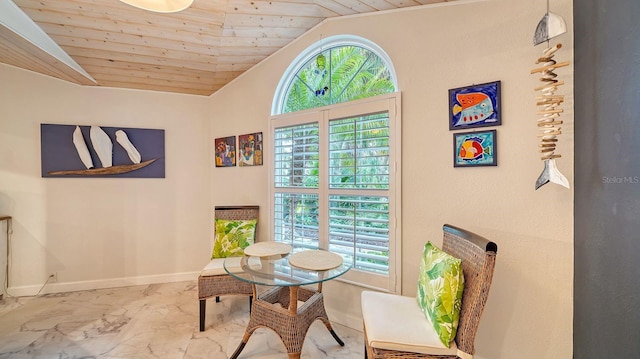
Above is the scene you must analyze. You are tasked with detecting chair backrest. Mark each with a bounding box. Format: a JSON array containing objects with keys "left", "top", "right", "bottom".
[
  {"left": 214, "top": 205, "right": 259, "bottom": 240},
  {"left": 442, "top": 224, "right": 498, "bottom": 356}
]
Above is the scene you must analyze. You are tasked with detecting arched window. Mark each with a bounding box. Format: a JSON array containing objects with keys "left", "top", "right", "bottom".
[
  {"left": 270, "top": 36, "right": 401, "bottom": 293},
  {"left": 272, "top": 35, "right": 397, "bottom": 115}
]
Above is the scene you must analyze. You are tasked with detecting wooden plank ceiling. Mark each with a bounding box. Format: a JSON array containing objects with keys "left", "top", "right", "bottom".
[{"left": 1, "top": 0, "right": 450, "bottom": 96}]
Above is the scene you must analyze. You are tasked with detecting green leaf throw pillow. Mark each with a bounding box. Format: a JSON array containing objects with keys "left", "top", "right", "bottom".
[
  {"left": 211, "top": 219, "right": 257, "bottom": 259},
  {"left": 415, "top": 241, "right": 465, "bottom": 347}
]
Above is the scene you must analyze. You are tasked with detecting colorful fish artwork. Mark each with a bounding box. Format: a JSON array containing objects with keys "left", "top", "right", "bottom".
[
  {"left": 449, "top": 81, "right": 501, "bottom": 130},
  {"left": 452, "top": 93, "right": 495, "bottom": 126},
  {"left": 459, "top": 136, "right": 492, "bottom": 161},
  {"left": 453, "top": 130, "right": 497, "bottom": 167}
]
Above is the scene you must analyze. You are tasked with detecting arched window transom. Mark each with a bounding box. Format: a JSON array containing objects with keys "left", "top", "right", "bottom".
[{"left": 273, "top": 35, "right": 397, "bottom": 115}]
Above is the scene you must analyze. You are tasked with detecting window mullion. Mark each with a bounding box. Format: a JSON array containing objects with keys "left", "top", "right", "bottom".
[{"left": 318, "top": 110, "right": 329, "bottom": 250}]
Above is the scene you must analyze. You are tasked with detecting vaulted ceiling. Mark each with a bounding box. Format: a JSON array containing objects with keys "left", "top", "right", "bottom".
[{"left": 0, "top": 0, "right": 451, "bottom": 96}]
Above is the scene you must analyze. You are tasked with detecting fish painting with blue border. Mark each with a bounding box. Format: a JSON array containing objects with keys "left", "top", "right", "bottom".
[
  {"left": 449, "top": 81, "right": 501, "bottom": 130},
  {"left": 453, "top": 130, "right": 497, "bottom": 167}
]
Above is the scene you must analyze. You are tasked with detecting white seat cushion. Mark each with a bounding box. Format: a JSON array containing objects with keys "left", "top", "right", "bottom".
[
  {"left": 200, "top": 256, "right": 261, "bottom": 276},
  {"left": 361, "top": 291, "right": 458, "bottom": 356}
]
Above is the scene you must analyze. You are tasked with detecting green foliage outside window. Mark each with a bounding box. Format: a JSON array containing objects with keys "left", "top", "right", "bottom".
[{"left": 282, "top": 46, "right": 395, "bottom": 113}]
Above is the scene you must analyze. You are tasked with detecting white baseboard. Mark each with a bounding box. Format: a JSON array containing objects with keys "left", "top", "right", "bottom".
[{"left": 7, "top": 271, "right": 200, "bottom": 297}]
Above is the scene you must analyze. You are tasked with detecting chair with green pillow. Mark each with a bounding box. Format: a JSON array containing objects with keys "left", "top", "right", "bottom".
[
  {"left": 198, "top": 205, "right": 259, "bottom": 331},
  {"left": 361, "top": 224, "right": 497, "bottom": 359}
]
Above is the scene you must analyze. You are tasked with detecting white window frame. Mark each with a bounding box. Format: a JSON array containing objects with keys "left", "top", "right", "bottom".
[{"left": 268, "top": 92, "right": 402, "bottom": 293}]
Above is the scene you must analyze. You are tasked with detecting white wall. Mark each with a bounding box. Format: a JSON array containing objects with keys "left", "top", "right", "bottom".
[
  {"left": 209, "top": 0, "right": 574, "bottom": 358},
  {"left": 0, "top": 64, "right": 211, "bottom": 294},
  {"left": 208, "top": 84, "right": 270, "bottom": 236}
]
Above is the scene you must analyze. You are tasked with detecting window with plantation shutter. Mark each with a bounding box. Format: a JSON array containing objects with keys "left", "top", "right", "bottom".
[
  {"left": 271, "top": 36, "right": 400, "bottom": 293},
  {"left": 328, "top": 113, "right": 391, "bottom": 275},
  {"left": 270, "top": 93, "right": 401, "bottom": 292}
]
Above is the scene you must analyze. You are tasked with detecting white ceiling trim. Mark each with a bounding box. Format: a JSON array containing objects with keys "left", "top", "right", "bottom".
[{"left": 0, "top": 0, "right": 96, "bottom": 83}]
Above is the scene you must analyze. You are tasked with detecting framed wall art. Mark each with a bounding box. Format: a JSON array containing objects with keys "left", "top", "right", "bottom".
[
  {"left": 215, "top": 136, "right": 236, "bottom": 167},
  {"left": 238, "top": 132, "right": 263, "bottom": 166},
  {"left": 449, "top": 80, "right": 501, "bottom": 130},
  {"left": 453, "top": 130, "right": 497, "bottom": 167},
  {"left": 41, "top": 124, "right": 165, "bottom": 178}
]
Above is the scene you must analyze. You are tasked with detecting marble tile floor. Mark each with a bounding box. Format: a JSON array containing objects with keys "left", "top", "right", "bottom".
[{"left": 0, "top": 281, "right": 364, "bottom": 359}]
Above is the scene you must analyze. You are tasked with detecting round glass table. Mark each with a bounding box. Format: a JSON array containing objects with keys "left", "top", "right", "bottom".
[{"left": 224, "top": 247, "right": 352, "bottom": 359}]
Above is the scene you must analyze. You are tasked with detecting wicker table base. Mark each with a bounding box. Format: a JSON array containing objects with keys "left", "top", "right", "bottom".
[{"left": 230, "top": 286, "right": 344, "bottom": 359}]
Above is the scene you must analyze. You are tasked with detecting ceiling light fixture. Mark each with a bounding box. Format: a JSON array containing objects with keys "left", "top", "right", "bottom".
[{"left": 119, "top": 0, "right": 194, "bottom": 13}]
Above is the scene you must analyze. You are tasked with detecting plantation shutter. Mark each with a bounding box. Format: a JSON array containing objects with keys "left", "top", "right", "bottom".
[
  {"left": 270, "top": 93, "right": 401, "bottom": 292},
  {"left": 327, "top": 112, "right": 390, "bottom": 274},
  {"left": 273, "top": 122, "right": 320, "bottom": 250}
]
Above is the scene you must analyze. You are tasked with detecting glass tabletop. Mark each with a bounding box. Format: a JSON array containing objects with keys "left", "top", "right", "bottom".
[{"left": 224, "top": 250, "right": 353, "bottom": 287}]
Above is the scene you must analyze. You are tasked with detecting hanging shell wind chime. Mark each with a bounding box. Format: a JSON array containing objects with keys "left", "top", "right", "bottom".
[{"left": 531, "top": 11, "right": 570, "bottom": 190}]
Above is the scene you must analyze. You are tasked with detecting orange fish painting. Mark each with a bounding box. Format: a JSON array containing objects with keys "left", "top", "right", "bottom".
[
  {"left": 454, "top": 92, "right": 489, "bottom": 111},
  {"left": 449, "top": 81, "right": 501, "bottom": 130}
]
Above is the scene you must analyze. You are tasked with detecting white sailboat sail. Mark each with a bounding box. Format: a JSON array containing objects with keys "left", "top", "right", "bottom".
[
  {"left": 55, "top": 125, "right": 155, "bottom": 176},
  {"left": 115, "top": 130, "right": 141, "bottom": 164},
  {"left": 72, "top": 126, "right": 94, "bottom": 169},
  {"left": 90, "top": 126, "right": 113, "bottom": 168}
]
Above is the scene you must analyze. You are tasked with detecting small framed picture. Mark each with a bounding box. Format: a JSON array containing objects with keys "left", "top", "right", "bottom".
[
  {"left": 453, "top": 130, "right": 497, "bottom": 167},
  {"left": 238, "top": 132, "right": 263, "bottom": 166},
  {"left": 449, "top": 80, "right": 501, "bottom": 130},
  {"left": 215, "top": 136, "right": 236, "bottom": 167}
]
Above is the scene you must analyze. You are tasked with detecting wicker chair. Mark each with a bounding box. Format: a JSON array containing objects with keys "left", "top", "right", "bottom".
[
  {"left": 197, "top": 205, "right": 259, "bottom": 332},
  {"left": 361, "top": 224, "right": 498, "bottom": 359}
]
